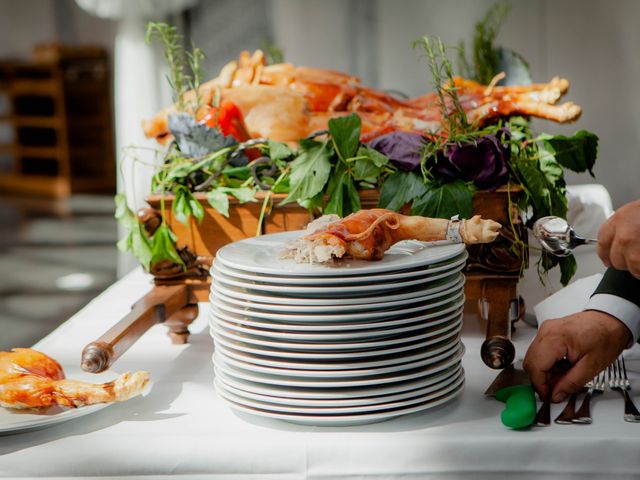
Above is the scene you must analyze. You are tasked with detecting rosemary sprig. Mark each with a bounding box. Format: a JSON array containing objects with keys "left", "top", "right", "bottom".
[
  {"left": 413, "top": 36, "right": 468, "bottom": 138},
  {"left": 145, "top": 22, "right": 206, "bottom": 113},
  {"left": 472, "top": 1, "right": 511, "bottom": 84}
]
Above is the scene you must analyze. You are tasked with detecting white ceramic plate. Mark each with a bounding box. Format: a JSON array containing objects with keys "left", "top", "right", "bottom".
[
  {"left": 212, "top": 273, "right": 464, "bottom": 306},
  {"left": 215, "top": 368, "right": 463, "bottom": 414},
  {"left": 215, "top": 363, "right": 461, "bottom": 406},
  {"left": 213, "top": 339, "right": 460, "bottom": 378},
  {"left": 210, "top": 281, "right": 464, "bottom": 314},
  {"left": 215, "top": 232, "right": 466, "bottom": 277},
  {"left": 214, "top": 333, "right": 460, "bottom": 371},
  {"left": 213, "top": 343, "right": 464, "bottom": 388},
  {"left": 211, "top": 309, "right": 462, "bottom": 342},
  {"left": 212, "top": 262, "right": 464, "bottom": 296},
  {"left": 217, "top": 374, "right": 465, "bottom": 426},
  {"left": 211, "top": 325, "right": 461, "bottom": 360},
  {"left": 0, "top": 368, "right": 117, "bottom": 435},
  {"left": 214, "top": 356, "right": 463, "bottom": 400},
  {"left": 214, "top": 251, "right": 468, "bottom": 285},
  {"left": 208, "top": 300, "right": 464, "bottom": 332},
  {"left": 211, "top": 315, "right": 462, "bottom": 351}
]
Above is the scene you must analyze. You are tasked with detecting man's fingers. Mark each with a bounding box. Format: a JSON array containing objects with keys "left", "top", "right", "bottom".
[
  {"left": 608, "top": 239, "right": 629, "bottom": 271},
  {"left": 626, "top": 248, "right": 640, "bottom": 279},
  {"left": 597, "top": 221, "right": 615, "bottom": 267},
  {"left": 551, "top": 357, "right": 597, "bottom": 402},
  {"left": 523, "top": 334, "right": 568, "bottom": 397}
]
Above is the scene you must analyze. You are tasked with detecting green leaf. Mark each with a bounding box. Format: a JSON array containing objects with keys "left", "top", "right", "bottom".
[
  {"left": 540, "top": 130, "right": 598, "bottom": 176},
  {"left": 344, "top": 175, "right": 361, "bottom": 216},
  {"left": 150, "top": 224, "right": 184, "bottom": 268},
  {"left": 206, "top": 189, "right": 230, "bottom": 217},
  {"left": 173, "top": 185, "right": 204, "bottom": 225},
  {"left": 328, "top": 113, "right": 361, "bottom": 160},
  {"left": 324, "top": 163, "right": 349, "bottom": 216},
  {"left": 222, "top": 165, "right": 251, "bottom": 181},
  {"left": 352, "top": 146, "right": 388, "bottom": 181},
  {"left": 353, "top": 158, "right": 381, "bottom": 181},
  {"left": 411, "top": 180, "right": 474, "bottom": 219},
  {"left": 378, "top": 171, "right": 429, "bottom": 211},
  {"left": 281, "top": 141, "right": 331, "bottom": 205},
  {"left": 130, "top": 223, "right": 153, "bottom": 270},
  {"left": 219, "top": 186, "right": 257, "bottom": 203},
  {"left": 298, "top": 192, "right": 324, "bottom": 212},
  {"left": 538, "top": 148, "right": 564, "bottom": 185},
  {"left": 358, "top": 145, "right": 389, "bottom": 168},
  {"left": 324, "top": 163, "right": 361, "bottom": 217},
  {"left": 515, "top": 157, "right": 568, "bottom": 219},
  {"left": 268, "top": 140, "right": 294, "bottom": 161},
  {"left": 559, "top": 254, "right": 577, "bottom": 286},
  {"left": 114, "top": 194, "right": 152, "bottom": 270}
]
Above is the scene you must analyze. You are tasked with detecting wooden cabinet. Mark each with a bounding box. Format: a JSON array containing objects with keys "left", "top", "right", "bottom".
[{"left": 0, "top": 46, "right": 115, "bottom": 197}]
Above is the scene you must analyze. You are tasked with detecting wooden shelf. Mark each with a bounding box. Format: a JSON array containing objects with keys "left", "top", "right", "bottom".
[
  {"left": 0, "top": 48, "right": 115, "bottom": 198},
  {"left": 13, "top": 116, "right": 62, "bottom": 129},
  {"left": 0, "top": 172, "right": 69, "bottom": 197}
]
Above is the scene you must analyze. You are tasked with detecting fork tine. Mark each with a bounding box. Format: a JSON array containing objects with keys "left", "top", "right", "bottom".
[{"left": 622, "top": 356, "right": 629, "bottom": 381}]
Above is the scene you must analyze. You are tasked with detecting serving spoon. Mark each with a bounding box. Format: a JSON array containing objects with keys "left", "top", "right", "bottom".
[{"left": 532, "top": 216, "right": 598, "bottom": 257}]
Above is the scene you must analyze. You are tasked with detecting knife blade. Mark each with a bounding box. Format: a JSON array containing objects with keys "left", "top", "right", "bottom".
[{"left": 485, "top": 362, "right": 536, "bottom": 429}]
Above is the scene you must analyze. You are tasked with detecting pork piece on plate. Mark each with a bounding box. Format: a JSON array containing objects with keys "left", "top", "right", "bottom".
[
  {"left": 282, "top": 208, "right": 501, "bottom": 263},
  {"left": 0, "top": 348, "right": 149, "bottom": 409}
]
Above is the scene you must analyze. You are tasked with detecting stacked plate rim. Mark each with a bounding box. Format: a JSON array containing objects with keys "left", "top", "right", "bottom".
[{"left": 209, "top": 231, "right": 467, "bottom": 426}]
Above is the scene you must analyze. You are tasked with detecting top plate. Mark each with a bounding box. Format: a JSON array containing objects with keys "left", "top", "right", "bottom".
[{"left": 215, "top": 232, "right": 466, "bottom": 277}]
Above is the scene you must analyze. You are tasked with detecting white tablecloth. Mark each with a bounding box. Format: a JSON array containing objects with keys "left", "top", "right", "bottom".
[{"left": 2, "top": 268, "right": 640, "bottom": 479}]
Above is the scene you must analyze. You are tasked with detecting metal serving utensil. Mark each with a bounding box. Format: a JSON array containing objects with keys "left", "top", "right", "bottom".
[{"left": 532, "top": 216, "right": 598, "bottom": 257}]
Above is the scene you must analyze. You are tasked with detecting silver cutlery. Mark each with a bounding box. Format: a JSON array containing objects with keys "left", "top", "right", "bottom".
[
  {"left": 534, "top": 359, "right": 571, "bottom": 426},
  {"left": 608, "top": 357, "right": 640, "bottom": 423},
  {"left": 554, "top": 391, "right": 578, "bottom": 424},
  {"left": 534, "top": 391, "right": 552, "bottom": 426},
  {"left": 572, "top": 372, "right": 606, "bottom": 424},
  {"left": 532, "top": 216, "right": 597, "bottom": 257}
]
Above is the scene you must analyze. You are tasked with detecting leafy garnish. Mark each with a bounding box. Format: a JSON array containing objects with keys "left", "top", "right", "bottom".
[
  {"left": 540, "top": 130, "right": 598, "bottom": 176},
  {"left": 281, "top": 140, "right": 332, "bottom": 205},
  {"left": 145, "top": 22, "right": 205, "bottom": 112},
  {"left": 470, "top": 1, "right": 511, "bottom": 84},
  {"left": 411, "top": 180, "right": 474, "bottom": 219},
  {"left": 169, "top": 113, "right": 237, "bottom": 158},
  {"left": 207, "top": 189, "right": 230, "bottom": 217},
  {"left": 173, "top": 185, "right": 204, "bottom": 225},
  {"left": 378, "top": 171, "right": 428, "bottom": 211},
  {"left": 115, "top": 194, "right": 152, "bottom": 270},
  {"left": 329, "top": 113, "right": 361, "bottom": 160},
  {"left": 150, "top": 223, "right": 185, "bottom": 268}
]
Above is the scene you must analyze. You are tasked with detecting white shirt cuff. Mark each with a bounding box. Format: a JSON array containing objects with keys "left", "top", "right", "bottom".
[{"left": 585, "top": 294, "right": 640, "bottom": 346}]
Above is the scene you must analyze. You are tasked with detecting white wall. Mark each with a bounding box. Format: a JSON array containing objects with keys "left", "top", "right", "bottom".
[
  {"left": 271, "top": 0, "right": 640, "bottom": 208},
  {"left": 0, "top": 0, "right": 116, "bottom": 59}
]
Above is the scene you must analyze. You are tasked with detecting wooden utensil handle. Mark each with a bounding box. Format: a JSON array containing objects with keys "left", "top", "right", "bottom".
[
  {"left": 478, "top": 279, "right": 517, "bottom": 369},
  {"left": 81, "top": 284, "right": 189, "bottom": 373}
]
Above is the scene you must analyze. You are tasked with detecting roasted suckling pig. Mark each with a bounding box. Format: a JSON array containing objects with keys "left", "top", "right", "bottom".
[{"left": 142, "top": 49, "right": 582, "bottom": 146}]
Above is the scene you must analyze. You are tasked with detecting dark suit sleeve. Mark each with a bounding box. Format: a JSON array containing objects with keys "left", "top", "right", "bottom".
[{"left": 592, "top": 268, "right": 640, "bottom": 309}]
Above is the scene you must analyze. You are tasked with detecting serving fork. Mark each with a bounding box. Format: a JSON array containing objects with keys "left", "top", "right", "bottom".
[{"left": 608, "top": 357, "right": 640, "bottom": 423}]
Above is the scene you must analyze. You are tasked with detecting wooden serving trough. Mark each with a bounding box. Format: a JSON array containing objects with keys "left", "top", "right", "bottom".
[{"left": 81, "top": 188, "right": 527, "bottom": 373}]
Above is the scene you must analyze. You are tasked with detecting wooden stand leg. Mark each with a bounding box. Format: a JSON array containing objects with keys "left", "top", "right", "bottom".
[
  {"left": 478, "top": 278, "right": 519, "bottom": 369},
  {"left": 164, "top": 304, "right": 199, "bottom": 344}
]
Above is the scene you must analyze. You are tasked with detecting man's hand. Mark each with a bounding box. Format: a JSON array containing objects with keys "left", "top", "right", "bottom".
[
  {"left": 523, "top": 311, "right": 630, "bottom": 402},
  {"left": 598, "top": 199, "right": 640, "bottom": 278}
]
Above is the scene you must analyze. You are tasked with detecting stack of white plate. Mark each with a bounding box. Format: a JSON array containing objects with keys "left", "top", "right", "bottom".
[{"left": 209, "top": 231, "right": 467, "bottom": 426}]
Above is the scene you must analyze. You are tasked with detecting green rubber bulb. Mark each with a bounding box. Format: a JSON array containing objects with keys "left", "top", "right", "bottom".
[{"left": 495, "top": 384, "right": 536, "bottom": 429}]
